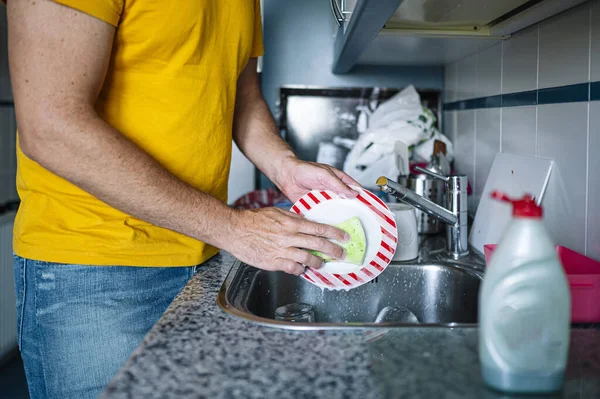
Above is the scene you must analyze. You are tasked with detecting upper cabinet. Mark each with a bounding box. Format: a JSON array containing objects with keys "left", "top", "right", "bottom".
[{"left": 331, "top": 0, "right": 589, "bottom": 73}]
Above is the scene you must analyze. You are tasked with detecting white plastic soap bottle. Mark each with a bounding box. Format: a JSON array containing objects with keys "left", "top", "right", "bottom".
[{"left": 479, "top": 191, "right": 571, "bottom": 394}]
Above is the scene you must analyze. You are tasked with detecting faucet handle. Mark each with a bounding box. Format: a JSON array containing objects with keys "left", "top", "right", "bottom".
[{"left": 414, "top": 166, "right": 449, "bottom": 182}]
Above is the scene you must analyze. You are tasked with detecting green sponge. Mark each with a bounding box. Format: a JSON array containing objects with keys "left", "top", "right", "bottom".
[{"left": 310, "top": 216, "right": 367, "bottom": 266}]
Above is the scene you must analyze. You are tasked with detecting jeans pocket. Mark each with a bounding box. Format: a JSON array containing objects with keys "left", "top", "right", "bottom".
[{"left": 13, "top": 255, "right": 26, "bottom": 349}]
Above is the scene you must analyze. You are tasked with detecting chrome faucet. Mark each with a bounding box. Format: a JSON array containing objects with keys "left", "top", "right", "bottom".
[{"left": 377, "top": 167, "right": 469, "bottom": 259}]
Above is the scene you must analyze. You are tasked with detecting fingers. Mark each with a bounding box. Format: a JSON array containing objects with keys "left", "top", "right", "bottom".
[
  {"left": 296, "top": 218, "right": 348, "bottom": 243},
  {"left": 235, "top": 207, "right": 353, "bottom": 277},
  {"left": 288, "top": 248, "right": 324, "bottom": 269},
  {"left": 274, "top": 258, "right": 306, "bottom": 276},
  {"left": 329, "top": 167, "right": 362, "bottom": 190},
  {"left": 317, "top": 167, "right": 358, "bottom": 199},
  {"left": 326, "top": 170, "right": 358, "bottom": 199},
  {"left": 290, "top": 234, "right": 345, "bottom": 261}
]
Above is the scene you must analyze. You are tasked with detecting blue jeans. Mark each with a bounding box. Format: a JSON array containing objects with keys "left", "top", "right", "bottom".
[{"left": 13, "top": 255, "right": 195, "bottom": 399}]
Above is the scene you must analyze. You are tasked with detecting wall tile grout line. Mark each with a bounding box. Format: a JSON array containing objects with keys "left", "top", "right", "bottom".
[
  {"left": 536, "top": 24, "right": 540, "bottom": 96},
  {"left": 585, "top": 1, "right": 592, "bottom": 256},
  {"left": 535, "top": 24, "right": 540, "bottom": 159},
  {"left": 499, "top": 42, "right": 504, "bottom": 154},
  {"left": 473, "top": 52, "right": 478, "bottom": 205},
  {"left": 589, "top": 1, "right": 593, "bottom": 85},
  {"left": 473, "top": 110, "right": 477, "bottom": 204},
  {"left": 535, "top": 105, "right": 539, "bottom": 159},
  {"left": 586, "top": 101, "right": 591, "bottom": 256}
]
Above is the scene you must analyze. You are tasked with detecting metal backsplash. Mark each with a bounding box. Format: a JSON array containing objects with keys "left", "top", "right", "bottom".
[{"left": 277, "top": 86, "right": 441, "bottom": 163}]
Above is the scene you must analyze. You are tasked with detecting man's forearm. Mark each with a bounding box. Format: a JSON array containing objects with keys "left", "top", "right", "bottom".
[
  {"left": 232, "top": 59, "right": 298, "bottom": 189},
  {"left": 21, "top": 109, "right": 236, "bottom": 249},
  {"left": 232, "top": 94, "right": 296, "bottom": 188}
]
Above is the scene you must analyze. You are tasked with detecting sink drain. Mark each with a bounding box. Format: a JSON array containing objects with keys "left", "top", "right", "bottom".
[{"left": 274, "top": 303, "right": 315, "bottom": 323}]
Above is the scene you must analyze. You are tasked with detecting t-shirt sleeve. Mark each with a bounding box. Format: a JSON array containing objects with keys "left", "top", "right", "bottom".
[
  {"left": 52, "top": 0, "right": 124, "bottom": 27},
  {"left": 250, "top": 0, "right": 264, "bottom": 58}
]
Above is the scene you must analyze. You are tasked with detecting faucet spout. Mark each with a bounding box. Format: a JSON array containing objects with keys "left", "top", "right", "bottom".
[
  {"left": 377, "top": 177, "right": 457, "bottom": 225},
  {"left": 377, "top": 175, "right": 470, "bottom": 259}
]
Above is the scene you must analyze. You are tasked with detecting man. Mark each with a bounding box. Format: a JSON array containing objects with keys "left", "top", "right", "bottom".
[{"left": 7, "top": 1, "right": 359, "bottom": 398}]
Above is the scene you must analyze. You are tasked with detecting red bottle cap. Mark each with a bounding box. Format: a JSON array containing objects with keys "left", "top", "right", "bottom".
[{"left": 491, "top": 191, "right": 543, "bottom": 219}]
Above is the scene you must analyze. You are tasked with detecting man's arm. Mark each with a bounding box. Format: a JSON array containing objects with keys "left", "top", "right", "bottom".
[
  {"left": 232, "top": 59, "right": 296, "bottom": 187},
  {"left": 8, "top": 0, "right": 235, "bottom": 250},
  {"left": 232, "top": 59, "right": 359, "bottom": 203},
  {"left": 8, "top": 0, "right": 346, "bottom": 274}
]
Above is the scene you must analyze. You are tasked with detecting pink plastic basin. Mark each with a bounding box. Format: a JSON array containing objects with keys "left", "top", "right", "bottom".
[{"left": 484, "top": 244, "right": 600, "bottom": 323}]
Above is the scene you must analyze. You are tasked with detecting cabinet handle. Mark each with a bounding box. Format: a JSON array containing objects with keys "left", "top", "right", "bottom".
[{"left": 330, "top": 0, "right": 344, "bottom": 27}]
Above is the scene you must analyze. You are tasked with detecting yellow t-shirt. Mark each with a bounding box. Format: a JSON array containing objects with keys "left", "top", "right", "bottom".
[{"left": 13, "top": 0, "right": 264, "bottom": 266}]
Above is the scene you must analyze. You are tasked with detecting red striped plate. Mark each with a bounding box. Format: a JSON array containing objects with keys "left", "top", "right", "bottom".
[{"left": 291, "top": 186, "right": 398, "bottom": 290}]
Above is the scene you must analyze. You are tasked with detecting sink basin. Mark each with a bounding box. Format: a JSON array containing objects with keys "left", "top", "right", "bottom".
[{"left": 218, "top": 260, "right": 483, "bottom": 329}]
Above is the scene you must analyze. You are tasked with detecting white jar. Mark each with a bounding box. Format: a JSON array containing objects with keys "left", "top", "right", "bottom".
[{"left": 386, "top": 203, "right": 419, "bottom": 261}]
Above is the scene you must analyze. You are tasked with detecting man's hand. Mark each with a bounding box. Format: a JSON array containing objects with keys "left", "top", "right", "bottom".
[
  {"left": 227, "top": 207, "right": 349, "bottom": 275},
  {"left": 232, "top": 59, "right": 361, "bottom": 204},
  {"left": 273, "top": 157, "right": 360, "bottom": 203}
]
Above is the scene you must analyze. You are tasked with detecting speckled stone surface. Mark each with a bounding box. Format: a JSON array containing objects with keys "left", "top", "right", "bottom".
[{"left": 102, "top": 253, "right": 600, "bottom": 399}]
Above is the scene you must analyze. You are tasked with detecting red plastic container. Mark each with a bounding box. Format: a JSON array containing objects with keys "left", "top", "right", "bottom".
[{"left": 484, "top": 244, "right": 600, "bottom": 323}]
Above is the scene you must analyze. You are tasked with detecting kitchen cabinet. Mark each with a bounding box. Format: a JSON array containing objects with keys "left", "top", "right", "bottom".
[{"left": 331, "top": 0, "right": 588, "bottom": 73}]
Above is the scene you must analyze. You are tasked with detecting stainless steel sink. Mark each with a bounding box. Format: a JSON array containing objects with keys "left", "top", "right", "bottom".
[{"left": 217, "top": 256, "right": 484, "bottom": 329}]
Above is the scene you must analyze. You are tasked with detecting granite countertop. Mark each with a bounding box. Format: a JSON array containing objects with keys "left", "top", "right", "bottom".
[{"left": 102, "top": 253, "right": 600, "bottom": 399}]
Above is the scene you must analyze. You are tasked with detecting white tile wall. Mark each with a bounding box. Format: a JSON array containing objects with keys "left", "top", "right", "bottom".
[
  {"left": 502, "top": 26, "right": 538, "bottom": 94},
  {"left": 589, "top": 102, "right": 600, "bottom": 261},
  {"left": 501, "top": 106, "right": 537, "bottom": 157},
  {"left": 475, "top": 44, "right": 502, "bottom": 98},
  {"left": 455, "top": 110, "right": 476, "bottom": 214},
  {"left": 537, "top": 103, "right": 588, "bottom": 255},
  {"left": 592, "top": 0, "right": 600, "bottom": 82},
  {"left": 538, "top": 3, "right": 590, "bottom": 89},
  {"left": 443, "top": 111, "right": 457, "bottom": 145},
  {"left": 444, "top": 62, "right": 458, "bottom": 103},
  {"left": 456, "top": 54, "right": 478, "bottom": 101},
  {"left": 474, "top": 109, "right": 501, "bottom": 204},
  {"left": 443, "top": 3, "right": 600, "bottom": 260}
]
